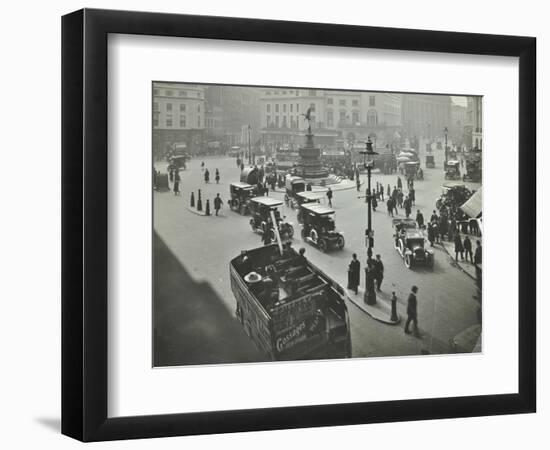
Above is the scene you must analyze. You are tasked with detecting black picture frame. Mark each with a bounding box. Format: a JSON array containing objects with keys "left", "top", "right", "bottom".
[{"left": 62, "top": 8, "right": 536, "bottom": 442}]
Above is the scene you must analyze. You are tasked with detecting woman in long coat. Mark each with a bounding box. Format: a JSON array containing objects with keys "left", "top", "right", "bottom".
[{"left": 347, "top": 254, "right": 360, "bottom": 295}]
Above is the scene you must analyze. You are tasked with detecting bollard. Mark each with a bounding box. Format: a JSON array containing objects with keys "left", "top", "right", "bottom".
[
  {"left": 190, "top": 191, "right": 195, "bottom": 207},
  {"left": 205, "top": 199, "right": 211, "bottom": 216},
  {"left": 391, "top": 292, "right": 398, "bottom": 322},
  {"left": 197, "top": 189, "right": 203, "bottom": 211}
]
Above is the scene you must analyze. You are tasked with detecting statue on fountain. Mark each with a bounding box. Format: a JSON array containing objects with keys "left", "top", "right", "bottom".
[{"left": 301, "top": 106, "right": 314, "bottom": 135}]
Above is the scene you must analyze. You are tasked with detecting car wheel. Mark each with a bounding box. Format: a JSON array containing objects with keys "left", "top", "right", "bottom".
[
  {"left": 404, "top": 253, "right": 412, "bottom": 269},
  {"left": 286, "top": 225, "right": 294, "bottom": 239},
  {"left": 399, "top": 240, "right": 405, "bottom": 254},
  {"left": 318, "top": 239, "right": 328, "bottom": 253},
  {"left": 301, "top": 227, "right": 308, "bottom": 239},
  {"left": 239, "top": 204, "right": 247, "bottom": 215},
  {"left": 249, "top": 219, "right": 255, "bottom": 230},
  {"left": 337, "top": 235, "right": 345, "bottom": 250}
]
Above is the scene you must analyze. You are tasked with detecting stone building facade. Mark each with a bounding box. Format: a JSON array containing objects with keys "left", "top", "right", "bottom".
[{"left": 152, "top": 82, "right": 206, "bottom": 157}]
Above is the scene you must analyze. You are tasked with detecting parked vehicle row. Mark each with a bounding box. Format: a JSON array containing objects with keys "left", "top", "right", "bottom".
[{"left": 228, "top": 175, "right": 345, "bottom": 253}]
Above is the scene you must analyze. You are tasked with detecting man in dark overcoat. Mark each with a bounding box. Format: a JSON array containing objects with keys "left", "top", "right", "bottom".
[
  {"left": 405, "top": 285, "right": 420, "bottom": 337},
  {"left": 214, "top": 193, "right": 223, "bottom": 216},
  {"left": 416, "top": 210, "right": 424, "bottom": 228},
  {"left": 373, "top": 254, "right": 384, "bottom": 291}
]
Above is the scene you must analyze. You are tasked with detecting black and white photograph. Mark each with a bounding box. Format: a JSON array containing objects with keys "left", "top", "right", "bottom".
[{"left": 152, "top": 83, "right": 483, "bottom": 366}]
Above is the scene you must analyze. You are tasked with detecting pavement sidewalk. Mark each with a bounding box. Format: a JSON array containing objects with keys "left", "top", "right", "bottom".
[
  {"left": 438, "top": 238, "right": 478, "bottom": 281},
  {"left": 346, "top": 288, "right": 401, "bottom": 325}
]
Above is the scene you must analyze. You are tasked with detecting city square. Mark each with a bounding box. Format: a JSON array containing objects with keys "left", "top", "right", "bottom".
[{"left": 152, "top": 83, "right": 483, "bottom": 366}]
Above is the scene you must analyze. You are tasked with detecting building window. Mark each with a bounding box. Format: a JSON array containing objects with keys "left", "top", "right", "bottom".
[
  {"left": 290, "top": 104, "right": 293, "bottom": 112},
  {"left": 153, "top": 116, "right": 159, "bottom": 127},
  {"left": 275, "top": 116, "right": 279, "bottom": 127},
  {"left": 275, "top": 104, "right": 279, "bottom": 113},
  {"left": 180, "top": 116, "right": 186, "bottom": 128},
  {"left": 309, "top": 103, "right": 315, "bottom": 111},
  {"left": 308, "top": 90, "right": 316, "bottom": 96},
  {"left": 282, "top": 91, "right": 287, "bottom": 94},
  {"left": 327, "top": 98, "right": 333, "bottom": 105},
  {"left": 369, "top": 95, "right": 376, "bottom": 106},
  {"left": 197, "top": 104, "right": 201, "bottom": 113},
  {"left": 267, "top": 104, "right": 271, "bottom": 113},
  {"left": 180, "top": 103, "right": 186, "bottom": 112},
  {"left": 165, "top": 90, "right": 173, "bottom": 96},
  {"left": 352, "top": 111, "right": 359, "bottom": 123},
  {"left": 166, "top": 115, "right": 173, "bottom": 127},
  {"left": 179, "top": 91, "right": 187, "bottom": 97},
  {"left": 197, "top": 116, "right": 201, "bottom": 128},
  {"left": 166, "top": 103, "right": 172, "bottom": 111},
  {"left": 339, "top": 99, "right": 346, "bottom": 106},
  {"left": 296, "top": 104, "right": 299, "bottom": 112},
  {"left": 352, "top": 99, "right": 359, "bottom": 107},
  {"left": 367, "top": 109, "right": 378, "bottom": 125},
  {"left": 339, "top": 111, "right": 346, "bottom": 123},
  {"left": 265, "top": 91, "right": 271, "bottom": 95},
  {"left": 283, "top": 104, "right": 287, "bottom": 113},
  {"left": 153, "top": 102, "right": 159, "bottom": 111},
  {"left": 266, "top": 115, "right": 271, "bottom": 126},
  {"left": 153, "top": 89, "right": 159, "bottom": 96},
  {"left": 327, "top": 110, "right": 334, "bottom": 127}
]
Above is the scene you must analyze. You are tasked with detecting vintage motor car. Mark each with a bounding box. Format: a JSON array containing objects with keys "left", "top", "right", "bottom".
[
  {"left": 248, "top": 196, "right": 294, "bottom": 242},
  {"left": 425, "top": 154, "right": 435, "bottom": 168},
  {"left": 294, "top": 191, "right": 325, "bottom": 223},
  {"left": 392, "top": 218, "right": 434, "bottom": 269},
  {"left": 228, "top": 146, "right": 241, "bottom": 158},
  {"left": 463, "top": 152, "right": 482, "bottom": 182},
  {"left": 404, "top": 161, "right": 422, "bottom": 181},
  {"left": 444, "top": 160, "right": 461, "bottom": 180},
  {"left": 229, "top": 182, "right": 255, "bottom": 215},
  {"left": 300, "top": 204, "right": 345, "bottom": 252},
  {"left": 284, "top": 175, "right": 306, "bottom": 209},
  {"left": 436, "top": 183, "right": 474, "bottom": 211},
  {"left": 168, "top": 154, "right": 188, "bottom": 171}
]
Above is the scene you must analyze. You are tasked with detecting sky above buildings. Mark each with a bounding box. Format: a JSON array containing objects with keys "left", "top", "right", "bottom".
[{"left": 451, "top": 96, "right": 468, "bottom": 107}]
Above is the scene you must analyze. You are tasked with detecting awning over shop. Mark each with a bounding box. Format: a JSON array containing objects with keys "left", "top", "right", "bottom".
[{"left": 460, "top": 188, "right": 482, "bottom": 218}]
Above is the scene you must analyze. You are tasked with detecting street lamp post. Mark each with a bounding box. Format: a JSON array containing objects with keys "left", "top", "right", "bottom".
[
  {"left": 360, "top": 137, "right": 378, "bottom": 306},
  {"left": 444, "top": 126, "right": 449, "bottom": 163},
  {"left": 248, "top": 124, "right": 252, "bottom": 165}
]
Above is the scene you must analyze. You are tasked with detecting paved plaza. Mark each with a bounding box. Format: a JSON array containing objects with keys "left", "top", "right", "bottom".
[{"left": 153, "top": 140, "right": 482, "bottom": 365}]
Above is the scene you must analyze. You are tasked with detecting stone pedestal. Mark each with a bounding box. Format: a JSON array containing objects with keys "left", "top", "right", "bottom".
[{"left": 298, "top": 132, "right": 329, "bottom": 180}]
